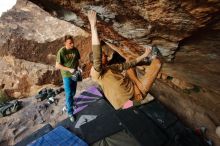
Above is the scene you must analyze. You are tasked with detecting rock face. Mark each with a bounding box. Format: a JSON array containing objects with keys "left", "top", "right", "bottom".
[
  {"left": 0, "top": 0, "right": 91, "bottom": 98},
  {"left": 0, "top": 56, "right": 61, "bottom": 98},
  {"left": 162, "top": 21, "right": 220, "bottom": 94},
  {"left": 0, "top": 0, "right": 220, "bottom": 145},
  {"left": 152, "top": 20, "right": 220, "bottom": 145},
  {"left": 29, "top": 0, "right": 220, "bottom": 61}
]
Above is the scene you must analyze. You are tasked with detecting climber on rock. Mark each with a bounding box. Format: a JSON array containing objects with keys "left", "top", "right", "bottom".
[{"left": 88, "top": 10, "right": 162, "bottom": 109}]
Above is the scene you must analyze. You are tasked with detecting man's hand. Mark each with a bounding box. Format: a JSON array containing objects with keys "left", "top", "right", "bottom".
[
  {"left": 78, "top": 67, "right": 83, "bottom": 73},
  {"left": 69, "top": 69, "right": 75, "bottom": 74},
  {"left": 144, "top": 46, "right": 152, "bottom": 57},
  {"left": 88, "top": 10, "right": 97, "bottom": 27}
]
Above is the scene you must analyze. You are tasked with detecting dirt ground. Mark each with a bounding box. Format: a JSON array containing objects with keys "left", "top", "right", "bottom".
[{"left": 0, "top": 78, "right": 97, "bottom": 146}]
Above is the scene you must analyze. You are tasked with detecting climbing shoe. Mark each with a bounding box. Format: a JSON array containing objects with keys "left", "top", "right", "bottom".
[
  {"left": 35, "top": 88, "right": 48, "bottom": 101},
  {"left": 150, "top": 45, "right": 160, "bottom": 60},
  {"left": 69, "top": 114, "right": 76, "bottom": 122}
]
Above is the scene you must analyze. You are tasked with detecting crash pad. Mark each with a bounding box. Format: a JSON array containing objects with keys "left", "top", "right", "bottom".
[
  {"left": 15, "top": 124, "right": 53, "bottom": 146},
  {"left": 27, "top": 126, "right": 88, "bottom": 146}
]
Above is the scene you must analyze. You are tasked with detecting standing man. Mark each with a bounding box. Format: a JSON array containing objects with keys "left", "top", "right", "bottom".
[{"left": 56, "top": 35, "right": 80, "bottom": 122}]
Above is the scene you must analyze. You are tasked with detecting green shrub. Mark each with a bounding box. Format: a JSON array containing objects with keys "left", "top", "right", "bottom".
[
  {"left": 192, "top": 85, "right": 200, "bottom": 93},
  {"left": 167, "top": 76, "right": 173, "bottom": 80},
  {"left": 0, "top": 90, "right": 11, "bottom": 104}
]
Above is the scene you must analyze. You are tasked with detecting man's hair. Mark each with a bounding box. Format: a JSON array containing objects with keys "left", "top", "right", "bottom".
[
  {"left": 89, "top": 52, "right": 93, "bottom": 63},
  {"left": 64, "top": 35, "right": 74, "bottom": 42},
  {"left": 100, "top": 40, "right": 105, "bottom": 46}
]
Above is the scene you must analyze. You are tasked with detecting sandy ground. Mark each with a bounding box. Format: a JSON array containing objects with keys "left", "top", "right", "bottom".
[{"left": 0, "top": 78, "right": 97, "bottom": 146}]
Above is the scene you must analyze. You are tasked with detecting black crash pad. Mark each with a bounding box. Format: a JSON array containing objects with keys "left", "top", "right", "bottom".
[
  {"left": 139, "top": 100, "right": 177, "bottom": 129},
  {"left": 139, "top": 101, "right": 208, "bottom": 146},
  {"left": 55, "top": 99, "right": 114, "bottom": 138},
  {"left": 92, "top": 130, "right": 141, "bottom": 146},
  {"left": 116, "top": 108, "right": 167, "bottom": 146},
  {"left": 81, "top": 112, "right": 123, "bottom": 144}
]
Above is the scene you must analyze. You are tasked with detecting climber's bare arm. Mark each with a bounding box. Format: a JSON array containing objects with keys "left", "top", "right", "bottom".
[
  {"left": 88, "top": 10, "right": 100, "bottom": 46},
  {"left": 107, "top": 43, "right": 152, "bottom": 71},
  {"left": 88, "top": 10, "right": 102, "bottom": 72}
]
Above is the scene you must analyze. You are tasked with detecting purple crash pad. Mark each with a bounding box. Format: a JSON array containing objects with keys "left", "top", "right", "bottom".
[{"left": 73, "top": 86, "right": 104, "bottom": 114}]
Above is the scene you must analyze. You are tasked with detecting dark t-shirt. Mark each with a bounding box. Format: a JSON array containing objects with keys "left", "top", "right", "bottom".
[{"left": 56, "top": 47, "right": 80, "bottom": 78}]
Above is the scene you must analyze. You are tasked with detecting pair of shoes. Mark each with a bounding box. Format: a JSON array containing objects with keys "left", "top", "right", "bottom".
[
  {"left": 35, "top": 88, "right": 48, "bottom": 101},
  {"left": 47, "top": 97, "right": 55, "bottom": 104},
  {"left": 69, "top": 114, "right": 76, "bottom": 122}
]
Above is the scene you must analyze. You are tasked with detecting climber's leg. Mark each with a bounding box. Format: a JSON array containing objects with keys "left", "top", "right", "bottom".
[
  {"left": 126, "top": 68, "right": 145, "bottom": 101},
  {"left": 140, "top": 58, "right": 161, "bottom": 93}
]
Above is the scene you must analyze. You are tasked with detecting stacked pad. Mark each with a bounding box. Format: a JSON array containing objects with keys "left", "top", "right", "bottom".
[
  {"left": 139, "top": 100, "right": 208, "bottom": 146},
  {"left": 139, "top": 100, "right": 177, "bottom": 129},
  {"left": 81, "top": 112, "right": 123, "bottom": 144},
  {"left": 81, "top": 107, "right": 167, "bottom": 146},
  {"left": 81, "top": 100, "right": 207, "bottom": 146},
  {"left": 92, "top": 130, "right": 140, "bottom": 146},
  {"left": 56, "top": 86, "right": 115, "bottom": 137},
  {"left": 17, "top": 87, "right": 208, "bottom": 146},
  {"left": 56, "top": 99, "right": 114, "bottom": 137},
  {"left": 80, "top": 102, "right": 168, "bottom": 145},
  {"left": 27, "top": 126, "right": 88, "bottom": 146},
  {"left": 73, "top": 86, "right": 104, "bottom": 114},
  {"left": 115, "top": 108, "right": 167, "bottom": 146},
  {"left": 15, "top": 124, "right": 53, "bottom": 146}
]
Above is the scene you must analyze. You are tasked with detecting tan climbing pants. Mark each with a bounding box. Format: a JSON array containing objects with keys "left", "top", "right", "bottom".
[{"left": 126, "top": 58, "right": 161, "bottom": 101}]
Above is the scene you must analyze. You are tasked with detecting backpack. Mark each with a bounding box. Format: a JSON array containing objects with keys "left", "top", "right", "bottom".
[{"left": 0, "top": 100, "right": 22, "bottom": 117}]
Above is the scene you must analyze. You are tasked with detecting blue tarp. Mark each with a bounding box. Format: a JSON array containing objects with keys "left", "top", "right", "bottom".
[{"left": 28, "top": 126, "right": 88, "bottom": 146}]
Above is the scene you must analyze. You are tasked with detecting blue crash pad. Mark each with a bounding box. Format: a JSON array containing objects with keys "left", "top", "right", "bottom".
[{"left": 28, "top": 126, "right": 88, "bottom": 146}]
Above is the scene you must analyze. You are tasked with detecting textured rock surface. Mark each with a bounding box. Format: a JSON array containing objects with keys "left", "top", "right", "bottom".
[
  {"left": 0, "top": 0, "right": 88, "bottom": 44},
  {"left": 153, "top": 19, "right": 220, "bottom": 145},
  {"left": 0, "top": 56, "right": 61, "bottom": 98},
  {"left": 0, "top": 0, "right": 220, "bottom": 145},
  {"left": 30, "top": 0, "right": 220, "bottom": 61},
  {"left": 162, "top": 21, "right": 220, "bottom": 94},
  {"left": 28, "top": 0, "right": 220, "bottom": 144},
  {"left": 0, "top": 78, "right": 97, "bottom": 145},
  {"left": 151, "top": 79, "right": 220, "bottom": 146},
  {"left": 0, "top": 0, "right": 91, "bottom": 98},
  {"left": 0, "top": 0, "right": 90, "bottom": 64}
]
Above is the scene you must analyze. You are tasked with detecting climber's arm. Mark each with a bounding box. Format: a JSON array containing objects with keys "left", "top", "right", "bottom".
[
  {"left": 88, "top": 10, "right": 102, "bottom": 72},
  {"left": 108, "top": 45, "right": 152, "bottom": 71}
]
